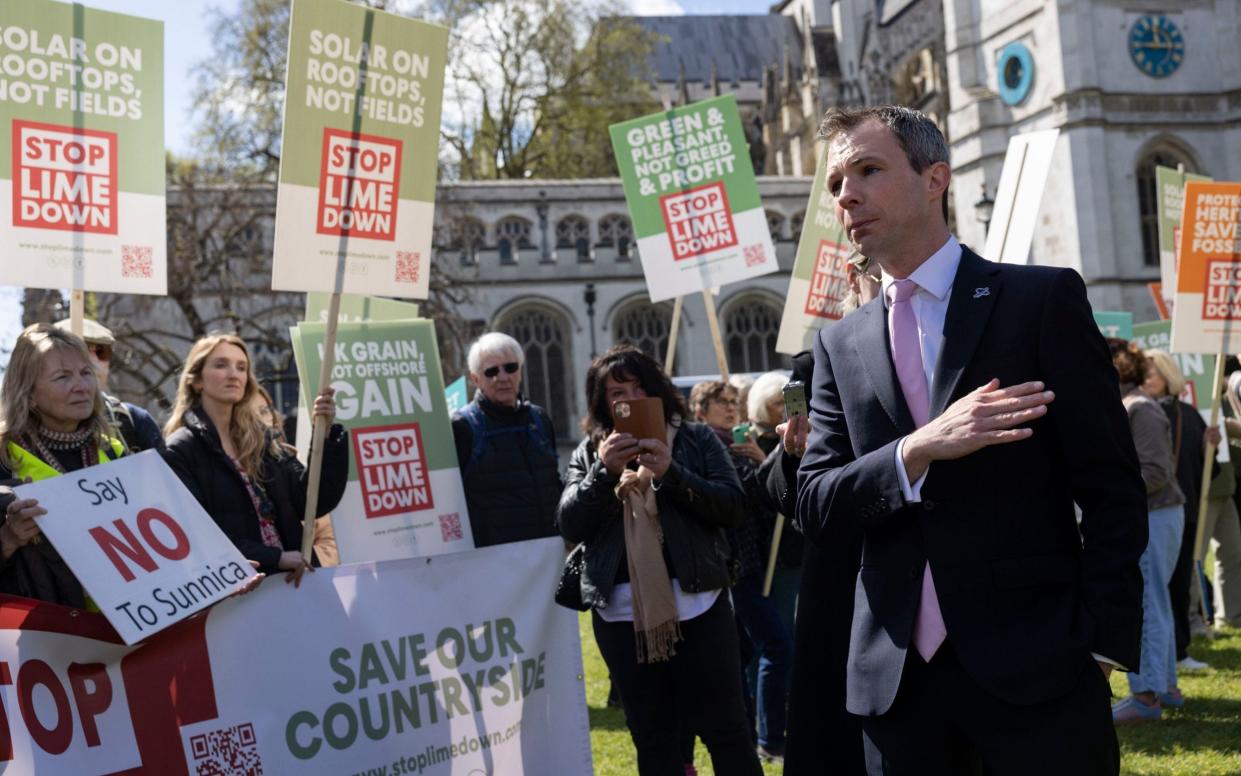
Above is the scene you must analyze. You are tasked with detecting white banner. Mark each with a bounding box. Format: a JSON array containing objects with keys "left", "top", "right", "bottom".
[
  {"left": 19, "top": 450, "right": 256, "bottom": 644},
  {"left": 0, "top": 538, "right": 592, "bottom": 775}
]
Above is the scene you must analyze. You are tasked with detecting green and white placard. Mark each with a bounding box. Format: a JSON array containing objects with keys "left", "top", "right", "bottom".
[
  {"left": 609, "top": 94, "right": 776, "bottom": 302},
  {"left": 1093, "top": 311, "right": 1134, "bottom": 340},
  {"left": 1132, "top": 320, "right": 1216, "bottom": 409},
  {"left": 776, "top": 157, "right": 851, "bottom": 355},
  {"left": 1156, "top": 165, "right": 1212, "bottom": 307},
  {"left": 272, "top": 0, "right": 447, "bottom": 299},
  {"left": 0, "top": 0, "right": 165, "bottom": 294},
  {"left": 291, "top": 319, "right": 473, "bottom": 562}
]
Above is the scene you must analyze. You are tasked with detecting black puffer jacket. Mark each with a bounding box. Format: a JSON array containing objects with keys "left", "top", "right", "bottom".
[
  {"left": 557, "top": 420, "right": 744, "bottom": 609},
  {"left": 163, "top": 409, "right": 349, "bottom": 573}
]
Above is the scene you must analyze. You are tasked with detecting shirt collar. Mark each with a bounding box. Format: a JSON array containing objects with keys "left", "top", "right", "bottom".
[{"left": 880, "top": 235, "right": 962, "bottom": 306}]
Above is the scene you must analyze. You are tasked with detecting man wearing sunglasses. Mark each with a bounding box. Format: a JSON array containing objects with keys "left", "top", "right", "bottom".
[
  {"left": 452, "top": 332, "right": 562, "bottom": 547},
  {"left": 53, "top": 318, "right": 165, "bottom": 454}
]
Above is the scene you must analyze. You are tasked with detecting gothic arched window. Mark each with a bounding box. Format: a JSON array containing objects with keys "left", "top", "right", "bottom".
[
  {"left": 723, "top": 295, "right": 789, "bottom": 373},
  {"left": 496, "top": 304, "right": 573, "bottom": 437},
  {"left": 496, "top": 216, "right": 533, "bottom": 265},
  {"left": 556, "top": 214, "right": 591, "bottom": 262},
  {"left": 1136, "top": 144, "right": 1197, "bottom": 268},
  {"left": 441, "top": 216, "right": 485, "bottom": 265},
  {"left": 599, "top": 213, "right": 634, "bottom": 260},
  {"left": 612, "top": 300, "right": 677, "bottom": 371}
]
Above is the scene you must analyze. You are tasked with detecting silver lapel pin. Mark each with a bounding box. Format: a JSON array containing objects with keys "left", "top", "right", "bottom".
[{"left": 973, "top": 287, "right": 991, "bottom": 299}]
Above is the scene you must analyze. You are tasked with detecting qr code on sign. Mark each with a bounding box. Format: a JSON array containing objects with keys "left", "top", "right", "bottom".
[
  {"left": 189, "top": 723, "right": 263, "bottom": 776},
  {"left": 122, "top": 245, "right": 153, "bottom": 278},
  {"left": 440, "top": 513, "right": 463, "bottom": 542},
  {"left": 743, "top": 243, "right": 766, "bottom": 268},
  {"left": 396, "top": 251, "right": 421, "bottom": 283}
]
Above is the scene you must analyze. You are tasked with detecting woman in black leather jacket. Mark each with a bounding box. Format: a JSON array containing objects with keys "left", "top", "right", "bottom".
[
  {"left": 557, "top": 345, "right": 762, "bottom": 776},
  {"left": 163, "top": 334, "right": 348, "bottom": 578}
]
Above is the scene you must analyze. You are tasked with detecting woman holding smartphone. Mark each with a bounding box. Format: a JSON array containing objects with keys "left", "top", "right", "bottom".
[{"left": 557, "top": 345, "right": 762, "bottom": 776}]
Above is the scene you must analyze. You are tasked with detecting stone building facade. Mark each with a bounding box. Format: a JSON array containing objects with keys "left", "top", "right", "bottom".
[
  {"left": 438, "top": 177, "right": 810, "bottom": 439},
  {"left": 943, "top": 0, "right": 1241, "bottom": 317}
]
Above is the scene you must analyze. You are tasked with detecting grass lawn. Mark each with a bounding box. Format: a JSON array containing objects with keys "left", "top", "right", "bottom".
[{"left": 581, "top": 614, "right": 1241, "bottom": 775}]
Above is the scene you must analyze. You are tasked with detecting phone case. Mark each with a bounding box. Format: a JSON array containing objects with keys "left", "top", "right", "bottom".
[
  {"left": 613, "top": 397, "right": 666, "bottom": 445},
  {"left": 783, "top": 381, "right": 808, "bottom": 418}
]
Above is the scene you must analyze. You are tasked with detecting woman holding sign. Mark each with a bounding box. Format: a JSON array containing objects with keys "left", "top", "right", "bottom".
[
  {"left": 164, "top": 334, "right": 347, "bottom": 579},
  {"left": 557, "top": 345, "right": 763, "bottom": 776},
  {"left": 0, "top": 324, "right": 128, "bottom": 607}
]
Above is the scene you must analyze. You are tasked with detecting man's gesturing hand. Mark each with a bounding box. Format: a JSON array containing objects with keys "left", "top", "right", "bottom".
[{"left": 901, "top": 379, "right": 1054, "bottom": 482}]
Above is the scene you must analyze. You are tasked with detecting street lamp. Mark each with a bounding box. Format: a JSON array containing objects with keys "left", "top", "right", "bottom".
[
  {"left": 973, "top": 181, "right": 995, "bottom": 237},
  {"left": 584, "top": 283, "right": 598, "bottom": 359}
]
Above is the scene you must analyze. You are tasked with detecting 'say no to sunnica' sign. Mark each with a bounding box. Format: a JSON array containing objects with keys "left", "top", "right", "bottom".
[{"left": 18, "top": 451, "right": 256, "bottom": 644}]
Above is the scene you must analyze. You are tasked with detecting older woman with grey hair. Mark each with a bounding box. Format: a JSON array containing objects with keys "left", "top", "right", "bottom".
[{"left": 451, "top": 332, "right": 562, "bottom": 547}]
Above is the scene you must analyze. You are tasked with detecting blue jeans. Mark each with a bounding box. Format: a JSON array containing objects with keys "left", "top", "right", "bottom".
[
  {"left": 731, "top": 576, "right": 793, "bottom": 749},
  {"left": 1129, "top": 505, "right": 1184, "bottom": 695}
]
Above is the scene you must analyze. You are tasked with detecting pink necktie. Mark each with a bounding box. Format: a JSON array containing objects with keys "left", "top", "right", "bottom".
[{"left": 887, "top": 279, "right": 946, "bottom": 662}]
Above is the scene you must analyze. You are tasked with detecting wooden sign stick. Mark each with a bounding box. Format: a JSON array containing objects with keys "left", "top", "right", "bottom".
[
  {"left": 664, "top": 296, "right": 684, "bottom": 374},
  {"left": 300, "top": 291, "right": 342, "bottom": 561},
  {"left": 1193, "top": 353, "right": 1226, "bottom": 623},
  {"left": 701, "top": 289, "right": 729, "bottom": 382}
]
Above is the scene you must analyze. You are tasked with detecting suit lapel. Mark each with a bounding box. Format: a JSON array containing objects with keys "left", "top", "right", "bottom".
[
  {"left": 929, "top": 247, "right": 1002, "bottom": 419},
  {"left": 854, "top": 297, "right": 914, "bottom": 433}
]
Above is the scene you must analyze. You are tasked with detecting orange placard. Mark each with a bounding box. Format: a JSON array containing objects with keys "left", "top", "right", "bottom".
[{"left": 1175, "top": 181, "right": 1241, "bottom": 295}]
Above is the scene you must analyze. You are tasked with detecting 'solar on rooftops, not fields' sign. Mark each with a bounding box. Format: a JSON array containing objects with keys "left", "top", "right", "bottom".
[{"left": 0, "top": 1, "right": 165, "bottom": 294}]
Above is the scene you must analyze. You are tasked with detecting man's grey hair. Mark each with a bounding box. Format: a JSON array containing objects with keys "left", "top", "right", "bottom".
[
  {"left": 467, "top": 332, "right": 525, "bottom": 374},
  {"left": 817, "top": 105, "right": 949, "bottom": 174}
]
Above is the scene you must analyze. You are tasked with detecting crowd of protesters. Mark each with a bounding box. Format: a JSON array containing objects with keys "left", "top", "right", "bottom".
[{"left": 3, "top": 105, "right": 1241, "bottom": 776}]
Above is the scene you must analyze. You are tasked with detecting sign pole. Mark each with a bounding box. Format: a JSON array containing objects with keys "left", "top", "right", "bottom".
[
  {"left": 664, "top": 296, "right": 683, "bottom": 374},
  {"left": 1194, "top": 352, "right": 1226, "bottom": 623},
  {"left": 293, "top": 9, "right": 376, "bottom": 569},
  {"left": 763, "top": 515, "right": 785, "bottom": 597},
  {"left": 701, "top": 289, "right": 730, "bottom": 382},
  {"left": 300, "top": 291, "right": 341, "bottom": 561}
]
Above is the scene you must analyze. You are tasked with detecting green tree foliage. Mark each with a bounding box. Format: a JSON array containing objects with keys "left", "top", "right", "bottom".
[{"left": 434, "top": 0, "right": 660, "bottom": 179}]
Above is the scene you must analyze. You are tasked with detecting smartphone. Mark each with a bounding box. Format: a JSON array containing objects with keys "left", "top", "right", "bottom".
[
  {"left": 613, "top": 397, "right": 666, "bottom": 445},
  {"left": 783, "top": 381, "right": 807, "bottom": 420},
  {"left": 731, "top": 423, "right": 752, "bottom": 445}
]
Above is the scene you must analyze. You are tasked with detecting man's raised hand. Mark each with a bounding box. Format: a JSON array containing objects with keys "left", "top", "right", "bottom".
[{"left": 901, "top": 379, "right": 1054, "bottom": 481}]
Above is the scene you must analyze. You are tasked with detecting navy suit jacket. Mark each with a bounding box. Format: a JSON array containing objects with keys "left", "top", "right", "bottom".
[{"left": 796, "top": 247, "right": 1148, "bottom": 716}]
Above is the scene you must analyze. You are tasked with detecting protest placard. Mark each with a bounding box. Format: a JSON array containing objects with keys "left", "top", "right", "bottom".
[
  {"left": 1132, "top": 320, "right": 1216, "bottom": 409},
  {"left": 609, "top": 94, "right": 777, "bottom": 302},
  {"left": 445, "top": 375, "right": 469, "bottom": 414},
  {"left": 271, "top": 0, "right": 447, "bottom": 300},
  {"left": 776, "top": 157, "right": 851, "bottom": 355},
  {"left": 14, "top": 450, "right": 255, "bottom": 645},
  {"left": 1157, "top": 166, "right": 1212, "bottom": 308},
  {"left": 0, "top": 538, "right": 593, "bottom": 775},
  {"left": 296, "top": 292, "right": 423, "bottom": 459},
  {"left": 306, "top": 291, "right": 420, "bottom": 323},
  {"left": 1169, "top": 181, "right": 1241, "bottom": 354},
  {"left": 291, "top": 319, "right": 472, "bottom": 561},
  {"left": 1093, "top": 311, "right": 1133, "bottom": 340},
  {"left": 983, "top": 129, "right": 1059, "bottom": 264},
  {"left": 0, "top": 0, "right": 165, "bottom": 295}
]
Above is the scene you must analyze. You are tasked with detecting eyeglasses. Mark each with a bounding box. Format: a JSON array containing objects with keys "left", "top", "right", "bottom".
[
  {"left": 88, "top": 344, "right": 112, "bottom": 362},
  {"left": 483, "top": 362, "right": 520, "bottom": 379}
]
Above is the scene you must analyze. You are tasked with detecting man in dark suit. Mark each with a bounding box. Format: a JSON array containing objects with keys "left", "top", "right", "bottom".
[{"left": 795, "top": 106, "right": 1148, "bottom": 774}]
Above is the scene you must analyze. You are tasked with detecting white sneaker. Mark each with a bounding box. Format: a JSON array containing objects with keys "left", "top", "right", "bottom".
[{"left": 1178, "top": 656, "right": 1210, "bottom": 672}]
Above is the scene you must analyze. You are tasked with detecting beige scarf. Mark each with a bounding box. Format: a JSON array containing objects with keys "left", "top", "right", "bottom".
[{"left": 615, "top": 425, "right": 681, "bottom": 663}]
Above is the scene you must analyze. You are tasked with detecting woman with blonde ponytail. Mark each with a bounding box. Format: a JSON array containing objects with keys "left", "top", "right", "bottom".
[{"left": 163, "top": 333, "right": 348, "bottom": 580}]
